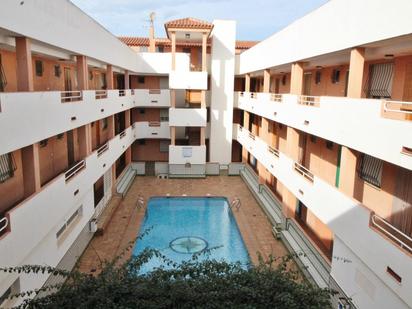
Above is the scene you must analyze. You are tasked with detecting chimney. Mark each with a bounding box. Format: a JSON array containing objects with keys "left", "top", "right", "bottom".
[{"left": 149, "top": 12, "right": 156, "bottom": 52}]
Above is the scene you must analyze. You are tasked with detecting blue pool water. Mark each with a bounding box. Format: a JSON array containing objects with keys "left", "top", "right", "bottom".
[{"left": 132, "top": 197, "right": 250, "bottom": 273}]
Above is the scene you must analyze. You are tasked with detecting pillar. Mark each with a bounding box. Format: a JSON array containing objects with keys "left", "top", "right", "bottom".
[
  {"left": 108, "top": 115, "right": 115, "bottom": 139},
  {"left": 78, "top": 124, "right": 92, "bottom": 158},
  {"left": 202, "top": 32, "right": 208, "bottom": 72},
  {"left": 21, "top": 144, "right": 41, "bottom": 196},
  {"left": 241, "top": 111, "right": 250, "bottom": 163},
  {"left": 338, "top": 146, "right": 358, "bottom": 198},
  {"left": 245, "top": 73, "right": 251, "bottom": 93},
  {"left": 76, "top": 55, "right": 88, "bottom": 90},
  {"left": 15, "top": 37, "right": 34, "bottom": 92},
  {"left": 170, "top": 127, "right": 176, "bottom": 145},
  {"left": 126, "top": 147, "right": 132, "bottom": 165},
  {"left": 290, "top": 62, "right": 304, "bottom": 95},
  {"left": 124, "top": 70, "right": 130, "bottom": 90},
  {"left": 347, "top": 47, "right": 365, "bottom": 99},
  {"left": 200, "top": 128, "right": 205, "bottom": 146},
  {"left": 171, "top": 32, "right": 176, "bottom": 70},
  {"left": 125, "top": 109, "right": 131, "bottom": 128},
  {"left": 149, "top": 22, "right": 155, "bottom": 53},
  {"left": 106, "top": 65, "right": 114, "bottom": 90}
]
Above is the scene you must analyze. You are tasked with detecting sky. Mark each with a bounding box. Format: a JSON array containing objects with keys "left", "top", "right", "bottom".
[{"left": 70, "top": 0, "right": 329, "bottom": 41}]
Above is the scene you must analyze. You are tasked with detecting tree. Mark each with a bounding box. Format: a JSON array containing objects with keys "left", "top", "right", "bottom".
[{"left": 2, "top": 233, "right": 331, "bottom": 308}]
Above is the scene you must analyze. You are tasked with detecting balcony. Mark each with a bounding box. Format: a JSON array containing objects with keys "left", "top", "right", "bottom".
[
  {"left": 169, "top": 108, "right": 207, "bottom": 127},
  {"left": 234, "top": 124, "right": 412, "bottom": 305},
  {"left": 235, "top": 92, "right": 412, "bottom": 171},
  {"left": 134, "top": 121, "right": 170, "bottom": 139},
  {"left": 133, "top": 89, "right": 170, "bottom": 107},
  {"left": 169, "top": 71, "right": 208, "bottom": 90},
  {"left": 0, "top": 90, "right": 134, "bottom": 155},
  {"left": 0, "top": 126, "right": 135, "bottom": 284}
]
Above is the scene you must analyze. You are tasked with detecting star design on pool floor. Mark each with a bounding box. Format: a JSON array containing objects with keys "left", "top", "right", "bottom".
[{"left": 169, "top": 236, "right": 208, "bottom": 254}]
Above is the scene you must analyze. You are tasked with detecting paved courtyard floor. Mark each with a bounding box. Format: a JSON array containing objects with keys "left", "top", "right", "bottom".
[{"left": 77, "top": 175, "right": 291, "bottom": 274}]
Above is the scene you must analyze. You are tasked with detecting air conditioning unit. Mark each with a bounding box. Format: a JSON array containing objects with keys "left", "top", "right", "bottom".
[
  {"left": 89, "top": 218, "right": 97, "bottom": 233},
  {"left": 272, "top": 226, "right": 282, "bottom": 239}
]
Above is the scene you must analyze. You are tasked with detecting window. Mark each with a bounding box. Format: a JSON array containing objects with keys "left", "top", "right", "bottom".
[
  {"left": 56, "top": 205, "right": 83, "bottom": 239},
  {"left": 0, "top": 54, "right": 7, "bottom": 92},
  {"left": 183, "top": 48, "right": 191, "bottom": 54},
  {"left": 331, "top": 69, "right": 340, "bottom": 84},
  {"left": 35, "top": 60, "right": 43, "bottom": 77},
  {"left": 102, "top": 118, "right": 108, "bottom": 130},
  {"left": 0, "top": 153, "right": 17, "bottom": 183},
  {"left": 315, "top": 71, "right": 321, "bottom": 84},
  {"left": 281, "top": 75, "right": 287, "bottom": 86},
  {"left": 138, "top": 139, "right": 146, "bottom": 145},
  {"left": 160, "top": 109, "right": 169, "bottom": 122},
  {"left": 358, "top": 154, "right": 383, "bottom": 188},
  {"left": 326, "top": 141, "right": 334, "bottom": 150},
  {"left": 159, "top": 140, "right": 169, "bottom": 153},
  {"left": 365, "top": 63, "right": 394, "bottom": 98},
  {"left": 89, "top": 71, "right": 93, "bottom": 80},
  {"left": 156, "top": 46, "right": 164, "bottom": 53},
  {"left": 138, "top": 76, "right": 145, "bottom": 84},
  {"left": 139, "top": 46, "right": 148, "bottom": 52},
  {"left": 139, "top": 108, "right": 145, "bottom": 114},
  {"left": 54, "top": 65, "right": 61, "bottom": 77}
]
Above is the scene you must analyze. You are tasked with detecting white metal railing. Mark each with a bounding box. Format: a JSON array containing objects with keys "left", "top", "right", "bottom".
[
  {"left": 248, "top": 132, "right": 256, "bottom": 140},
  {"left": 65, "top": 160, "right": 86, "bottom": 182},
  {"left": 97, "top": 143, "right": 109, "bottom": 156},
  {"left": 268, "top": 145, "right": 280, "bottom": 158},
  {"left": 0, "top": 216, "right": 9, "bottom": 234},
  {"left": 270, "top": 93, "right": 283, "bottom": 102},
  {"left": 371, "top": 213, "right": 412, "bottom": 254},
  {"left": 119, "top": 131, "right": 126, "bottom": 139},
  {"left": 61, "top": 91, "right": 82, "bottom": 103},
  {"left": 299, "top": 95, "right": 320, "bottom": 107},
  {"left": 294, "top": 162, "right": 314, "bottom": 183},
  {"left": 383, "top": 100, "right": 412, "bottom": 116},
  {"left": 95, "top": 90, "right": 108, "bottom": 100}
]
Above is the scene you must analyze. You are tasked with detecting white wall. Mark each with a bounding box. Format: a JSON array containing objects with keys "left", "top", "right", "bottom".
[
  {"left": 235, "top": 93, "right": 412, "bottom": 171},
  {"left": 133, "top": 89, "right": 170, "bottom": 107},
  {"left": 168, "top": 145, "right": 206, "bottom": 164},
  {"left": 136, "top": 52, "right": 189, "bottom": 74},
  {"left": 234, "top": 124, "right": 412, "bottom": 308},
  {"left": 168, "top": 108, "right": 207, "bottom": 127},
  {"left": 0, "top": 0, "right": 138, "bottom": 71},
  {"left": 134, "top": 122, "right": 170, "bottom": 139},
  {"left": 239, "top": 0, "right": 412, "bottom": 74},
  {"left": 0, "top": 90, "right": 134, "bottom": 156},
  {"left": 209, "top": 20, "right": 236, "bottom": 164},
  {"left": 169, "top": 71, "right": 208, "bottom": 90}
]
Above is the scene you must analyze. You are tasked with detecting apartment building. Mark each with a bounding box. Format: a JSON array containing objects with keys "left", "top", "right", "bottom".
[{"left": 0, "top": 0, "right": 411, "bottom": 308}]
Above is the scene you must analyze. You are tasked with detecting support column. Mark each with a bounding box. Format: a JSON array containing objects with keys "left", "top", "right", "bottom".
[
  {"left": 15, "top": 37, "right": 34, "bottom": 92},
  {"left": 108, "top": 115, "right": 115, "bottom": 139},
  {"left": 78, "top": 124, "right": 92, "bottom": 158},
  {"left": 125, "top": 147, "right": 132, "bottom": 165},
  {"left": 21, "top": 144, "right": 41, "bottom": 196},
  {"left": 124, "top": 70, "right": 130, "bottom": 90},
  {"left": 290, "top": 62, "right": 304, "bottom": 95},
  {"left": 76, "top": 55, "right": 88, "bottom": 90},
  {"left": 347, "top": 47, "right": 365, "bottom": 99},
  {"left": 200, "top": 128, "right": 205, "bottom": 146},
  {"left": 170, "top": 127, "right": 176, "bottom": 145},
  {"left": 202, "top": 32, "right": 208, "bottom": 72},
  {"left": 245, "top": 73, "right": 250, "bottom": 93},
  {"left": 125, "top": 109, "right": 131, "bottom": 128},
  {"left": 106, "top": 65, "right": 114, "bottom": 90},
  {"left": 171, "top": 32, "right": 176, "bottom": 70}
]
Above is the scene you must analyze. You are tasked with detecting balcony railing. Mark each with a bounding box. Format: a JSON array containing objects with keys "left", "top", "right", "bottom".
[
  {"left": 95, "top": 90, "right": 108, "bottom": 100},
  {"left": 370, "top": 213, "right": 412, "bottom": 254},
  {"left": 61, "top": 91, "right": 82, "bottom": 103},
  {"left": 270, "top": 93, "right": 283, "bottom": 102},
  {"left": 383, "top": 100, "right": 412, "bottom": 121},
  {"left": 299, "top": 95, "right": 320, "bottom": 107},
  {"left": 97, "top": 143, "right": 109, "bottom": 156},
  {"left": 0, "top": 216, "right": 9, "bottom": 235},
  {"left": 294, "top": 162, "right": 314, "bottom": 183},
  {"left": 248, "top": 132, "right": 256, "bottom": 140},
  {"left": 64, "top": 160, "right": 86, "bottom": 182},
  {"left": 268, "top": 145, "right": 280, "bottom": 158}
]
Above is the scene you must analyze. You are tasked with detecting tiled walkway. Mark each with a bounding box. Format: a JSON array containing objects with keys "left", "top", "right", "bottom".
[{"left": 77, "top": 176, "right": 290, "bottom": 274}]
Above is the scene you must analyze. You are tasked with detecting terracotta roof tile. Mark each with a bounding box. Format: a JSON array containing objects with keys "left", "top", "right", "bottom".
[
  {"left": 164, "top": 17, "right": 213, "bottom": 30},
  {"left": 119, "top": 36, "right": 259, "bottom": 50}
]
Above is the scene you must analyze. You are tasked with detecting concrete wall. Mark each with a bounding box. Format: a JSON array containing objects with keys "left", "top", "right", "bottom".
[{"left": 209, "top": 20, "right": 236, "bottom": 164}]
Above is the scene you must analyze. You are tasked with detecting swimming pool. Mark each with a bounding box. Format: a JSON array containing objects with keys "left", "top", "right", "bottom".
[{"left": 132, "top": 197, "right": 250, "bottom": 273}]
